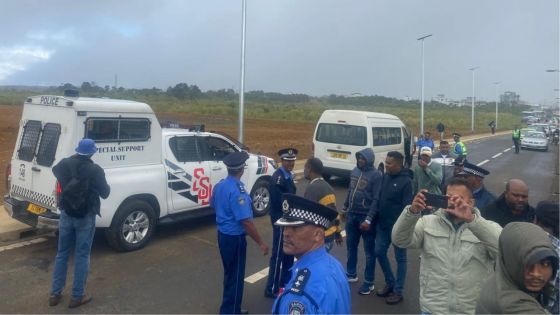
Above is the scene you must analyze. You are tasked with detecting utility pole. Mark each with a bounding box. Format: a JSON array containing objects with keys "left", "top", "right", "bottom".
[
  {"left": 417, "top": 34, "right": 432, "bottom": 135},
  {"left": 238, "top": 0, "right": 247, "bottom": 143}
]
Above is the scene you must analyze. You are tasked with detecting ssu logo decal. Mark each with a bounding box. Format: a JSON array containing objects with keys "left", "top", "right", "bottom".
[{"left": 192, "top": 168, "right": 212, "bottom": 206}]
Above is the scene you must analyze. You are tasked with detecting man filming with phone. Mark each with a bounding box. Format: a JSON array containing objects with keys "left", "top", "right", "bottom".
[{"left": 392, "top": 178, "right": 502, "bottom": 314}]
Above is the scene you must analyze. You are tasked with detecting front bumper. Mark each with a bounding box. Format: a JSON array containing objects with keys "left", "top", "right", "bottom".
[
  {"left": 521, "top": 142, "right": 548, "bottom": 150},
  {"left": 3, "top": 195, "right": 59, "bottom": 230}
]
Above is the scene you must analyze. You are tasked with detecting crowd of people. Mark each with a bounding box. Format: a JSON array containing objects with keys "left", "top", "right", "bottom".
[
  {"left": 50, "top": 137, "right": 559, "bottom": 314},
  {"left": 209, "top": 133, "right": 558, "bottom": 314}
]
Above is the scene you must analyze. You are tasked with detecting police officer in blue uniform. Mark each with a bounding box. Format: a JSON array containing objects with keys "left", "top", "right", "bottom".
[
  {"left": 272, "top": 194, "right": 351, "bottom": 314},
  {"left": 211, "top": 151, "right": 269, "bottom": 314},
  {"left": 265, "top": 148, "right": 298, "bottom": 298},
  {"left": 457, "top": 162, "right": 496, "bottom": 210}
]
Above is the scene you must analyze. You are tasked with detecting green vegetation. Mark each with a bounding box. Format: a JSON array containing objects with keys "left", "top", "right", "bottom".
[{"left": 0, "top": 82, "right": 528, "bottom": 136}]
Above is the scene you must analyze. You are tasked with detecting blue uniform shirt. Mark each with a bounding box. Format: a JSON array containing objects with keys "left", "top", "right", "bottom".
[
  {"left": 211, "top": 176, "right": 253, "bottom": 235},
  {"left": 272, "top": 247, "right": 351, "bottom": 314},
  {"left": 270, "top": 167, "right": 297, "bottom": 219},
  {"left": 473, "top": 186, "right": 497, "bottom": 210}
]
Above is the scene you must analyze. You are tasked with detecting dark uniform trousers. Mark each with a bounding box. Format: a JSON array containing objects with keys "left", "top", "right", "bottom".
[
  {"left": 218, "top": 231, "right": 247, "bottom": 314},
  {"left": 266, "top": 213, "right": 294, "bottom": 294}
]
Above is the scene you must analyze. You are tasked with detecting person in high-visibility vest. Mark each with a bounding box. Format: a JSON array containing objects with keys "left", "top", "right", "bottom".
[
  {"left": 512, "top": 126, "right": 521, "bottom": 154},
  {"left": 453, "top": 133, "right": 468, "bottom": 160}
]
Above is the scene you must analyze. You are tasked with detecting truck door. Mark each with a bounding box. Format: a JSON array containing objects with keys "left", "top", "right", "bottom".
[
  {"left": 164, "top": 135, "right": 211, "bottom": 213},
  {"left": 197, "top": 135, "right": 239, "bottom": 186}
]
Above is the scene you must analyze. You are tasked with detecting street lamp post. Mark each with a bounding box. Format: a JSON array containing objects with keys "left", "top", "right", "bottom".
[
  {"left": 417, "top": 34, "right": 432, "bottom": 136},
  {"left": 546, "top": 69, "right": 560, "bottom": 111},
  {"left": 469, "top": 66, "right": 479, "bottom": 132},
  {"left": 238, "top": 0, "right": 247, "bottom": 143},
  {"left": 494, "top": 81, "right": 501, "bottom": 129}
]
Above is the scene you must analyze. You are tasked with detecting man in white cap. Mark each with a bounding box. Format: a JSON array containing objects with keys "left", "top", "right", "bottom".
[{"left": 412, "top": 146, "right": 443, "bottom": 194}]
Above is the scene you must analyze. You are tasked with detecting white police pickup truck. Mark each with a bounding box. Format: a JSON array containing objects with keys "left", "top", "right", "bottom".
[{"left": 4, "top": 91, "right": 275, "bottom": 251}]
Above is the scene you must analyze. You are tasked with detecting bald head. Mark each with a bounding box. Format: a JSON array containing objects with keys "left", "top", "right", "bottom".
[{"left": 505, "top": 179, "right": 529, "bottom": 212}]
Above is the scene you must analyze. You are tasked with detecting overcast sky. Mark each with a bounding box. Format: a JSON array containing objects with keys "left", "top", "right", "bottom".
[{"left": 1, "top": 0, "right": 558, "bottom": 104}]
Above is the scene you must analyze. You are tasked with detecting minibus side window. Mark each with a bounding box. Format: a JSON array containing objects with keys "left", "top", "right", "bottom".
[
  {"left": 372, "top": 127, "right": 402, "bottom": 146},
  {"left": 316, "top": 123, "right": 367, "bottom": 146},
  {"left": 36, "top": 123, "right": 61, "bottom": 167},
  {"left": 17, "top": 120, "right": 42, "bottom": 161}
]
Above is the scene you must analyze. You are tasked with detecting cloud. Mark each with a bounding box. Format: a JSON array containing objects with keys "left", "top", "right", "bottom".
[{"left": 0, "top": 46, "right": 54, "bottom": 81}]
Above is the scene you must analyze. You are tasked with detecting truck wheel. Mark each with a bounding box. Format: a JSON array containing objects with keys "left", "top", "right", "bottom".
[
  {"left": 250, "top": 179, "right": 270, "bottom": 217},
  {"left": 105, "top": 200, "right": 156, "bottom": 252}
]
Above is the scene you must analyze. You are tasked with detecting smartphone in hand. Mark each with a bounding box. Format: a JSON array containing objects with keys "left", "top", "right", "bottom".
[{"left": 422, "top": 192, "right": 449, "bottom": 209}]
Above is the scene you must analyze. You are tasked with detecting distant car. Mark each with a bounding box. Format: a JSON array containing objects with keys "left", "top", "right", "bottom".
[
  {"left": 521, "top": 131, "right": 548, "bottom": 151},
  {"left": 520, "top": 128, "right": 536, "bottom": 140},
  {"left": 528, "top": 123, "right": 549, "bottom": 134}
]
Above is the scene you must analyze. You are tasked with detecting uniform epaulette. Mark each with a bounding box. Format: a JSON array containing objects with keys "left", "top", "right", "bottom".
[
  {"left": 236, "top": 182, "right": 246, "bottom": 193},
  {"left": 289, "top": 268, "right": 311, "bottom": 295}
]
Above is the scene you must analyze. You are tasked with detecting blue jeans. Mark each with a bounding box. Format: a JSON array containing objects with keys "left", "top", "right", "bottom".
[
  {"left": 51, "top": 211, "right": 96, "bottom": 299},
  {"left": 266, "top": 217, "right": 294, "bottom": 293},
  {"left": 218, "top": 232, "right": 247, "bottom": 314},
  {"left": 345, "top": 212, "right": 376, "bottom": 284},
  {"left": 374, "top": 224, "right": 407, "bottom": 294}
]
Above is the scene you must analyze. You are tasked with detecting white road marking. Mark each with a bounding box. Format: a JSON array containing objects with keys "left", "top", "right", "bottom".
[
  {"left": 245, "top": 229, "right": 348, "bottom": 284},
  {"left": 245, "top": 267, "right": 270, "bottom": 284},
  {"left": 492, "top": 153, "right": 502, "bottom": 158},
  {"left": 477, "top": 159, "right": 490, "bottom": 166},
  {"left": 0, "top": 237, "right": 48, "bottom": 253},
  {"left": 503, "top": 148, "right": 511, "bottom": 152}
]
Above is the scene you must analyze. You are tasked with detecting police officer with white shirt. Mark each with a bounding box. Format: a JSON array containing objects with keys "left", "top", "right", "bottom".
[
  {"left": 272, "top": 194, "right": 351, "bottom": 314},
  {"left": 211, "top": 151, "right": 269, "bottom": 314}
]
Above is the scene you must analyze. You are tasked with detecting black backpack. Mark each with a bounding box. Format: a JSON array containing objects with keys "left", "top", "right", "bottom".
[{"left": 61, "top": 162, "right": 90, "bottom": 218}]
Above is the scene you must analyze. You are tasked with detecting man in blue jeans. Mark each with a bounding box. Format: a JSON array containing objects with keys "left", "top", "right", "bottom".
[
  {"left": 50, "top": 139, "right": 110, "bottom": 308},
  {"left": 374, "top": 151, "right": 413, "bottom": 304},
  {"left": 342, "top": 148, "right": 382, "bottom": 295}
]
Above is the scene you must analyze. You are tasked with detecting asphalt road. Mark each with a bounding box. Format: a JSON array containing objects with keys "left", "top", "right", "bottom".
[{"left": 0, "top": 134, "right": 558, "bottom": 314}]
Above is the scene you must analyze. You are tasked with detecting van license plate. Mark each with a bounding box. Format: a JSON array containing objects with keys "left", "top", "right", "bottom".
[
  {"left": 330, "top": 152, "right": 349, "bottom": 159},
  {"left": 27, "top": 203, "right": 46, "bottom": 215}
]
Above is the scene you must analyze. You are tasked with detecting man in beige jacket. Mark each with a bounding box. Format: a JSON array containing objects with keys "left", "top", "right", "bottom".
[{"left": 392, "top": 177, "right": 502, "bottom": 314}]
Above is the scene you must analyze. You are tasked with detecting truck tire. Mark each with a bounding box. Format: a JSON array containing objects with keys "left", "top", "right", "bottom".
[
  {"left": 250, "top": 179, "right": 270, "bottom": 217},
  {"left": 105, "top": 199, "right": 156, "bottom": 252}
]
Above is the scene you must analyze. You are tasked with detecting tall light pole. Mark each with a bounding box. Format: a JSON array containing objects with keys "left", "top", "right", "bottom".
[
  {"left": 417, "top": 34, "right": 432, "bottom": 135},
  {"left": 493, "top": 81, "right": 501, "bottom": 129},
  {"left": 238, "top": 0, "right": 247, "bottom": 143},
  {"left": 546, "top": 69, "right": 560, "bottom": 111},
  {"left": 469, "top": 66, "right": 479, "bottom": 132}
]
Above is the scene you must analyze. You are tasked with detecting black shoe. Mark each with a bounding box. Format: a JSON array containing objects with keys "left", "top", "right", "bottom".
[
  {"left": 376, "top": 286, "right": 393, "bottom": 297},
  {"left": 386, "top": 293, "right": 403, "bottom": 305},
  {"left": 49, "top": 294, "right": 62, "bottom": 307},
  {"left": 240, "top": 309, "right": 249, "bottom": 314},
  {"left": 68, "top": 294, "right": 92, "bottom": 309},
  {"left": 264, "top": 289, "right": 276, "bottom": 299}
]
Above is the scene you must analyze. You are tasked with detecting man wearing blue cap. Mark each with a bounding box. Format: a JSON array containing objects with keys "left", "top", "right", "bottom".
[
  {"left": 265, "top": 148, "right": 298, "bottom": 298},
  {"left": 50, "top": 139, "right": 110, "bottom": 308},
  {"left": 457, "top": 162, "right": 496, "bottom": 210},
  {"left": 272, "top": 194, "right": 351, "bottom": 314},
  {"left": 212, "top": 151, "right": 269, "bottom": 314}
]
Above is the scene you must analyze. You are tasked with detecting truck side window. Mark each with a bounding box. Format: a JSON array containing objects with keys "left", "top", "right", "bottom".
[
  {"left": 200, "top": 137, "right": 238, "bottom": 161},
  {"left": 86, "top": 118, "right": 150, "bottom": 142},
  {"left": 36, "top": 123, "right": 61, "bottom": 167},
  {"left": 17, "top": 120, "right": 42, "bottom": 162},
  {"left": 169, "top": 136, "right": 200, "bottom": 162}
]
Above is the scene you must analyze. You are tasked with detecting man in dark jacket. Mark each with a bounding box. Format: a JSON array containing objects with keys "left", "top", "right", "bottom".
[
  {"left": 342, "top": 148, "right": 382, "bottom": 295},
  {"left": 481, "top": 179, "right": 535, "bottom": 227},
  {"left": 265, "top": 148, "right": 297, "bottom": 298},
  {"left": 476, "top": 222, "right": 558, "bottom": 314},
  {"left": 374, "top": 151, "right": 413, "bottom": 304},
  {"left": 50, "top": 139, "right": 110, "bottom": 309}
]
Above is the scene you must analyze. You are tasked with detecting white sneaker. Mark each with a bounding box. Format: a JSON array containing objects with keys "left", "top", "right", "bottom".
[{"left": 347, "top": 275, "right": 359, "bottom": 283}]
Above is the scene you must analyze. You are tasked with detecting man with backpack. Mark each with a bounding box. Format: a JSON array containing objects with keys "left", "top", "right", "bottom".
[{"left": 49, "top": 138, "right": 110, "bottom": 309}]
